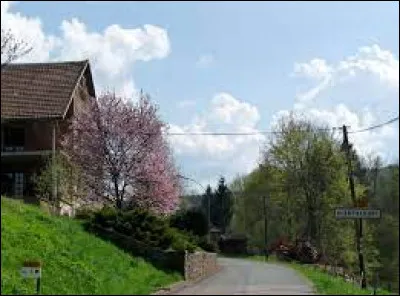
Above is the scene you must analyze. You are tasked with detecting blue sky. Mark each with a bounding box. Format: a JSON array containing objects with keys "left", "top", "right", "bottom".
[{"left": 2, "top": 1, "right": 399, "bottom": 191}]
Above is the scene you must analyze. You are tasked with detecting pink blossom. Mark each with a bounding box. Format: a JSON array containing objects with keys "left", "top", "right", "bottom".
[{"left": 61, "top": 92, "right": 181, "bottom": 213}]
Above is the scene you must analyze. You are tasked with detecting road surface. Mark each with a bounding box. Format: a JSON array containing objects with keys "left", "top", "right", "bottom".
[{"left": 172, "top": 257, "right": 315, "bottom": 295}]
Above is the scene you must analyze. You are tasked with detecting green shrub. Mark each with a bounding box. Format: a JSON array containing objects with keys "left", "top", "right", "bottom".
[
  {"left": 94, "top": 205, "right": 118, "bottom": 227},
  {"left": 75, "top": 207, "right": 96, "bottom": 221},
  {"left": 167, "top": 228, "right": 197, "bottom": 253},
  {"left": 197, "top": 236, "right": 219, "bottom": 253},
  {"left": 89, "top": 206, "right": 200, "bottom": 253},
  {"left": 170, "top": 209, "right": 208, "bottom": 237},
  {"left": 31, "top": 153, "right": 87, "bottom": 213}
]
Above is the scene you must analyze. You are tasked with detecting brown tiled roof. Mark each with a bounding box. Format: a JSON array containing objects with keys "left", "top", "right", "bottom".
[{"left": 1, "top": 60, "right": 93, "bottom": 120}]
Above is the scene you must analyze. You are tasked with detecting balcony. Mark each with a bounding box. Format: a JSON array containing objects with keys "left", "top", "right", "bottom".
[{"left": 1, "top": 125, "right": 53, "bottom": 160}]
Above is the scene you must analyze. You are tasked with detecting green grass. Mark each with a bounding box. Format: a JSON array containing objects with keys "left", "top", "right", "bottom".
[
  {"left": 1, "top": 197, "right": 182, "bottom": 295},
  {"left": 289, "top": 263, "right": 392, "bottom": 295},
  {"left": 224, "top": 254, "right": 393, "bottom": 295}
]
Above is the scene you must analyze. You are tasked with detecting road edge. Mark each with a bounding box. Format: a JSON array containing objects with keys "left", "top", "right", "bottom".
[
  {"left": 152, "top": 265, "right": 223, "bottom": 295},
  {"left": 288, "top": 265, "right": 318, "bottom": 294}
]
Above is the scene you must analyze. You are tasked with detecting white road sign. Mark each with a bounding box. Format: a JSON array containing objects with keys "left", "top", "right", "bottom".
[
  {"left": 335, "top": 208, "right": 381, "bottom": 219},
  {"left": 21, "top": 267, "right": 41, "bottom": 279}
]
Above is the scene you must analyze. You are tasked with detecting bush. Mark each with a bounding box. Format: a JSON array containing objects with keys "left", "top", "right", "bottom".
[
  {"left": 31, "top": 153, "right": 87, "bottom": 214},
  {"left": 197, "top": 236, "right": 219, "bottom": 253},
  {"left": 89, "top": 206, "right": 198, "bottom": 253},
  {"left": 94, "top": 205, "right": 118, "bottom": 227},
  {"left": 75, "top": 207, "right": 96, "bottom": 221},
  {"left": 167, "top": 228, "right": 197, "bottom": 253},
  {"left": 170, "top": 209, "right": 208, "bottom": 237}
]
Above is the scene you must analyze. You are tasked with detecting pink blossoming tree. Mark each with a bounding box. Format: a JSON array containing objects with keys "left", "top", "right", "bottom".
[{"left": 61, "top": 92, "right": 181, "bottom": 214}]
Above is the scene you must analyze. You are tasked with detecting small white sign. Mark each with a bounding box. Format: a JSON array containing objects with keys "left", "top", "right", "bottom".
[
  {"left": 335, "top": 208, "right": 381, "bottom": 219},
  {"left": 21, "top": 267, "right": 41, "bottom": 279}
]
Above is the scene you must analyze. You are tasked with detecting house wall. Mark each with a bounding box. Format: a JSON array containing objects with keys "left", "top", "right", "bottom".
[
  {"left": 1, "top": 70, "right": 93, "bottom": 200},
  {"left": 26, "top": 121, "right": 54, "bottom": 151},
  {"left": 57, "top": 71, "right": 92, "bottom": 148}
]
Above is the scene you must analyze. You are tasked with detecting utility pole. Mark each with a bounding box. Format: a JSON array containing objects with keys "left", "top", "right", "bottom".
[
  {"left": 263, "top": 194, "right": 269, "bottom": 261},
  {"left": 342, "top": 125, "right": 366, "bottom": 289},
  {"left": 209, "top": 191, "right": 212, "bottom": 242}
]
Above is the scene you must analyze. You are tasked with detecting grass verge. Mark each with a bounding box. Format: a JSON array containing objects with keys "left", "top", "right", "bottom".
[
  {"left": 1, "top": 197, "right": 181, "bottom": 295},
  {"left": 289, "top": 263, "right": 392, "bottom": 295}
]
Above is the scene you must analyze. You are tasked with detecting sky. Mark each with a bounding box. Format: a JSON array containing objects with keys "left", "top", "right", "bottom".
[{"left": 2, "top": 1, "right": 399, "bottom": 192}]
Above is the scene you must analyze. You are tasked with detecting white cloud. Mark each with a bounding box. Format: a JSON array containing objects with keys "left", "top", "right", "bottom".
[
  {"left": 293, "top": 44, "right": 399, "bottom": 104},
  {"left": 168, "top": 92, "right": 265, "bottom": 178},
  {"left": 286, "top": 44, "right": 399, "bottom": 163},
  {"left": 1, "top": 1, "right": 60, "bottom": 63},
  {"left": 1, "top": 1, "right": 171, "bottom": 99},
  {"left": 171, "top": 43, "right": 399, "bottom": 187},
  {"left": 196, "top": 54, "right": 214, "bottom": 68},
  {"left": 293, "top": 58, "right": 333, "bottom": 80},
  {"left": 303, "top": 105, "right": 398, "bottom": 162},
  {"left": 210, "top": 92, "right": 260, "bottom": 126},
  {"left": 337, "top": 44, "right": 399, "bottom": 89}
]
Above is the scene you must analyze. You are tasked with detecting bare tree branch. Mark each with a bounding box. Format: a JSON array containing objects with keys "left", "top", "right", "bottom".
[{"left": 1, "top": 28, "right": 32, "bottom": 67}]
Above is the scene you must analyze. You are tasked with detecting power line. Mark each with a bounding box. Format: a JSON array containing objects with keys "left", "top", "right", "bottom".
[
  {"left": 349, "top": 116, "right": 399, "bottom": 134},
  {"left": 165, "top": 127, "right": 341, "bottom": 136},
  {"left": 163, "top": 115, "right": 398, "bottom": 136}
]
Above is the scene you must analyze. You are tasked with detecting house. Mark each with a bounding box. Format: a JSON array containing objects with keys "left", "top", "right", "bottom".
[{"left": 1, "top": 60, "right": 96, "bottom": 206}]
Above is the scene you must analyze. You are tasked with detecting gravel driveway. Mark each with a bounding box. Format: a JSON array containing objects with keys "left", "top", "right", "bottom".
[{"left": 172, "top": 257, "right": 315, "bottom": 295}]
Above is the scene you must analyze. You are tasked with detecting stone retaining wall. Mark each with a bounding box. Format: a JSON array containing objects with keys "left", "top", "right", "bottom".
[
  {"left": 184, "top": 251, "right": 218, "bottom": 281},
  {"left": 89, "top": 225, "right": 218, "bottom": 282},
  {"left": 314, "top": 264, "right": 362, "bottom": 285}
]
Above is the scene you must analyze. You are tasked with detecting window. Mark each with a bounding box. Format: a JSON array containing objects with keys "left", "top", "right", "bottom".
[
  {"left": 3, "top": 126, "right": 25, "bottom": 151},
  {"left": 14, "top": 173, "right": 24, "bottom": 196}
]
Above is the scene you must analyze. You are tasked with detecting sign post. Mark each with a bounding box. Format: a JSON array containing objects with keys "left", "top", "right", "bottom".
[
  {"left": 21, "top": 260, "right": 42, "bottom": 294},
  {"left": 335, "top": 207, "right": 381, "bottom": 289}
]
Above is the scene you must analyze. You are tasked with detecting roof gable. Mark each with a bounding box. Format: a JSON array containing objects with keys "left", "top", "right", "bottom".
[{"left": 1, "top": 60, "right": 95, "bottom": 120}]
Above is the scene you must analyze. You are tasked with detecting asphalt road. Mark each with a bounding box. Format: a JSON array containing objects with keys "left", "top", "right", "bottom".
[{"left": 172, "top": 257, "right": 315, "bottom": 295}]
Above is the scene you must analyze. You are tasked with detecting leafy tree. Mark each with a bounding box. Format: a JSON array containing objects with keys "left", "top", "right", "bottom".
[
  {"left": 229, "top": 113, "right": 398, "bottom": 292},
  {"left": 61, "top": 92, "right": 181, "bottom": 213},
  {"left": 213, "top": 177, "right": 234, "bottom": 234},
  {"left": 200, "top": 185, "right": 213, "bottom": 229},
  {"left": 32, "top": 153, "right": 87, "bottom": 214},
  {"left": 232, "top": 114, "right": 360, "bottom": 264}
]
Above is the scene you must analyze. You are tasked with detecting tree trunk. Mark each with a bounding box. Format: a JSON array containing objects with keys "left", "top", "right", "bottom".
[{"left": 113, "top": 176, "right": 121, "bottom": 209}]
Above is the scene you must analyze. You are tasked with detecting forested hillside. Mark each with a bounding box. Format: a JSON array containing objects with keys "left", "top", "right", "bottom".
[{"left": 229, "top": 115, "right": 399, "bottom": 292}]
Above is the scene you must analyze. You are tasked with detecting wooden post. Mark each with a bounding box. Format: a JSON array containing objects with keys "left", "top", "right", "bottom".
[
  {"left": 342, "top": 125, "right": 366, "bottom": 289},
  {"left": 52, "top": 122, "right": 57, "bottom": 214},
  {"left": 36, "top": 277, "right": 41, "bottom": 295},
  {"left": 263, "top": 194, "right": 269, "bottom": 261},
  {"left": 208, "top": 193, "right": 211, "bottom": 243}
]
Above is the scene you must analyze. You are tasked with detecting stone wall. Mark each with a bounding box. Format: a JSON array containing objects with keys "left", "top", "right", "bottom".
[
  {"left": 314, "top": 264, "right": 362, "bottom": 285},
  {"left": 184, "top": 251, "right": 218, "bottom": 281},
  {"left": 89, "top": 225, "right": 219, "bottom": 282}
]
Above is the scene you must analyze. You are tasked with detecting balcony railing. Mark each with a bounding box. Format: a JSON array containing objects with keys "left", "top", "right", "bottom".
[{"left": 2, "top": 146, "right": 24, "bottom": 152}]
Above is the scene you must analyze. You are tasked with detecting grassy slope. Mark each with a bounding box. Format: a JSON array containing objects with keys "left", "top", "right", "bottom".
[{"left": 1, "top": 198, "right": 181, "bottom": 295}]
